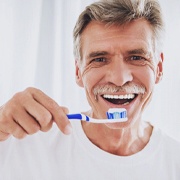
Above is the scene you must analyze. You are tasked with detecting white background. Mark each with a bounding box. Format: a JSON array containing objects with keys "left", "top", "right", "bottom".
[{"left": 0, "top": 0, "right": 179, "bottom": 140}]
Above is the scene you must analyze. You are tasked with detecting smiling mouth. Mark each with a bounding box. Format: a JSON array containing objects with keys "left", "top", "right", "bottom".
[{"left": 102, "top": 93, "right": 138, "bottom": 105}]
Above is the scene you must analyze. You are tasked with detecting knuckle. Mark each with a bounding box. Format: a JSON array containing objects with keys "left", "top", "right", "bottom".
[
  {"left": 0, "top": 103, "right": 16, "bottom": 120},
  {"left": 24, "top": 87, "right": 36, "bottom": 93},
  {"left": 43, "top": 111, "right": 52, "bottom": 121},
  {"left": 0, "top": 133, "right": 10, "bottom": 141},
  {"left": 46, "top": 113, "right": 53, "bottom": 122},
  {"left": 28, "top": 125, "right": 40, "bottom": 135},
  {"left": 13, "top": 87, "right": 36, "bottom": 101},
  {"left": 11, "top": 93, "right": 28, "bottom": 108},
  {"left": 12, "top": 92, "right": 27, "bottom": 103},
  {"left": 61, "top": 106, "right": 69, "bottom": 114},
  {"left": 14, "top": 131, "right": 27, "bottom": 139},
  {"left": 11, "top": 88, "right": 36, "bottom": 106},
  {"left": 24, "top": 87, "right": 42, "bottom": 98},
  {"left": 47, "top": 99, "right": 59, "bottom": 111},
  {"left": 38, "top": 112, "right": 52, "bottom": 127},
  {"left": 40, "top": 122, "right": 53, "bottom": 132},
  {"left": 0, "top": 112, "right": 12, "bottom": 126},
  {"left": 0, "top": 115, "right": 14, "bottom": 135},
  {"left": 13, "top": 127, "right": 27, "bottom": 139},
  {"left": 0, "top": 129, "right": 10, "bottom": 141}
]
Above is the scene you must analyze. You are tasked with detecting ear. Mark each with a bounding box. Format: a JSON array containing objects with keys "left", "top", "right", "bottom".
[
  {"left": 75, "top": 60, "right": 84, "bottom": 87},
  {"left": 155, "top": 53, "right": 164, "bottom": 84}
]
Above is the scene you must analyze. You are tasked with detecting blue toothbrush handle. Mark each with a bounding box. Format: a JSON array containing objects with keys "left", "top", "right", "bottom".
[
  {"left": 67, "top": 114, "right": 82, "bottom": 119},
  {"left": 67, "top": 114, "right": 90, "bottom": 121}
]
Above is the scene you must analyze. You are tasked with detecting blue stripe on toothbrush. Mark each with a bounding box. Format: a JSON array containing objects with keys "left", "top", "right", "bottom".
[
  {"left": 66, "top": 114, "right": 90, "bottom": 121},
  {"left": 106, "top": 110, "right": 127, "bottom": 119},
  {"left": 67, "top": 114, "right": 82, "bottom": 120},
  {"left": 106, "top": 112, "right": 111, "bottom": 119},
  {"left": 86, "top": 116, "right": 90, "bottom": 121}
]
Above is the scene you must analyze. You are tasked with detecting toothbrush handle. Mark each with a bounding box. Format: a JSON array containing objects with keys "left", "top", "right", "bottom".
[
  {"left": 67, "top": 114, "right": 90, "bottom": 121},
  {"left": 67, "top": 114, "right": 82, "bottom": 119}
]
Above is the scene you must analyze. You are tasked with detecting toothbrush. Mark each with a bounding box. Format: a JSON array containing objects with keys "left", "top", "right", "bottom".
[{"left": 67, "top": 108, "right": 128, "bottom": 123}]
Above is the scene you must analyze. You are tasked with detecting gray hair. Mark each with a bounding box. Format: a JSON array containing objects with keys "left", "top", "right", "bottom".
[{"left": 73, "top": 0, "right": 165, "bottom": 60}]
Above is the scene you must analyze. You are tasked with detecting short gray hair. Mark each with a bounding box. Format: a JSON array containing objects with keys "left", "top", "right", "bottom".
[{"left": 73, "top": 0, "right": 165, "bottom": 60}]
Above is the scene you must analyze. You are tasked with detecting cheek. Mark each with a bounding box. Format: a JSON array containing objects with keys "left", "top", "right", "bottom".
[
  {"left": 136, "top": 66, "right": 156, "bottom": 109},
  {"left": 81, "top": 65, "right": 104, "bottom": 91},
  {"left": 142, "top": 70, "right": 155, "bottom": 86},
  {"left": 80, "top": 67, "right": 104, "bottom": 109},
  {"left": 146, "top": 62, "right": 158, "bottom": 86},
  {"left": 134, "top": 64, "right": 156, "bottom": 93},
  {"left": 142, "top": 60, "right": 157, "bottom": 80}
]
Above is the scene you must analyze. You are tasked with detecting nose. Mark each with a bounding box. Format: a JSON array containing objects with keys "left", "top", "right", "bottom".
[{"left": 106, "top": 59, "right": 133, "bottom": 86}]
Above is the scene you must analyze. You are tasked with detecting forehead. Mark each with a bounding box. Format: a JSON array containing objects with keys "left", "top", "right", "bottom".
[{"left": 81, "top": 19, "right": 154, "bottom": 58}]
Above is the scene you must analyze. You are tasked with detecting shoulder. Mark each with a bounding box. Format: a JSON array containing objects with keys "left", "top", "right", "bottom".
[
  {"left": 153, "top": 126, "right": 180, "bottom": 157},
  {"left": 160, "top": 129, "right": 180, "bottom": 148}
]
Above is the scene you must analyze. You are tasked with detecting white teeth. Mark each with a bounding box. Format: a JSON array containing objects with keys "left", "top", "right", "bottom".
[
  {"left": 114, "top": 95, "right": 119, "bottom": 99},
  {"left": 103, "top": 94, "right": 135, "bottom": 99},
  {"left": 119, "top": 95, "right": 123, "bottom": 99}
]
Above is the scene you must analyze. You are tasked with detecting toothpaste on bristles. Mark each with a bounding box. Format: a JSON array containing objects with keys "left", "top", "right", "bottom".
[{"left": 106, "top": 108, "right": 127, "bottom": 121}]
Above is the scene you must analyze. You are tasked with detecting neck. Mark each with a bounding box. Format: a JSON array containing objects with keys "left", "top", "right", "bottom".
[{"left": 81, "top": 118, "right": 153, "bottom": 156}]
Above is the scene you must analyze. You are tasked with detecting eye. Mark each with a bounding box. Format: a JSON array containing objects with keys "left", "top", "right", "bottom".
[
  {"left": 130, "top": 56, "right": 146, "bottom": 61},
  {"left": 126, "top": 56, "right": 148, "bottom": 66},
  {"left": 88, "top": 57, "right": 108, "bottom": 67},
  {"left": 92, "top": 57, "right": 106, "bottom": 62}
]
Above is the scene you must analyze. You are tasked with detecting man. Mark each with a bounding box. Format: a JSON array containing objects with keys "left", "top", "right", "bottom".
[{"left": 0, "top": 0, "right": 179, "bottom": 179}]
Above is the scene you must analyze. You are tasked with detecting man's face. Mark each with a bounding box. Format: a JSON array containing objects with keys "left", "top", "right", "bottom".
[{"left": 75, "top": 19, "right": 163, "bottom": 128}]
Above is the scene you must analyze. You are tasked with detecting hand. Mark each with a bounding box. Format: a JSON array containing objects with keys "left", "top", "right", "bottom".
[{"left": 0, "top": 87, "right": 72, "bottom": 141}]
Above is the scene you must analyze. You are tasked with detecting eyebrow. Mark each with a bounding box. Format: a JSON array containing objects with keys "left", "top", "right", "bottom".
[
  {"left": 127, "top": 48, "right": 149, "bottom": 55},
  {"left": 87, "top": 51, "right": 109, "bottom": 59}
]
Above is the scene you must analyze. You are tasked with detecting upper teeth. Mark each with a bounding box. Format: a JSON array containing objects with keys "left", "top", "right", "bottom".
[{"left": 103, "top": 94, "right": 135, "bottom": 99}]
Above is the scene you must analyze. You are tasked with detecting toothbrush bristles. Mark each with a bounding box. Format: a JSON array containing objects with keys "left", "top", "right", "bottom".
[{"left": 106, "top": 108, "right": 127, "bottom": 120}]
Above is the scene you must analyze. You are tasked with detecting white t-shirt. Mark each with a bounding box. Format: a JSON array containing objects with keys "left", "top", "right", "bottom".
[{"left": 0, "top": 121, "right": 179, "bottom": 180}]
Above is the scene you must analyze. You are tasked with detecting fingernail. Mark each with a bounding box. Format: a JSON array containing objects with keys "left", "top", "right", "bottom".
[{"left": 64, "top": 124, "right": 73, "bottom": 135}]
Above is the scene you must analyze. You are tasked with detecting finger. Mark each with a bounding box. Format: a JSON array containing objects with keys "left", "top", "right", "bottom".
[
  {"left": 55, "top": 109, "right": 72, "bottom": 135},
  {"left": 13, "top": 107, "right": 41, "bottom": 134},
  {"left": 12, "top": 122, "right": 27, "bottom": 139},
  {"left": 31, "top": 89, "right": 72, "bottom": 135},
  {"left": 0, "top": 104, "right": 28, "bottom": 139},
  {"left": 0, "top": 117, "right": 27, "bottom": 139},
  {"left": 0, "top": 131, "right": 11, "bottom": 141},
  {"left": 61, "top": 106, "right": 69, "bottom": 114},
  {"left": 23, "top": 98, "right": 52, "bottom": 132}
]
